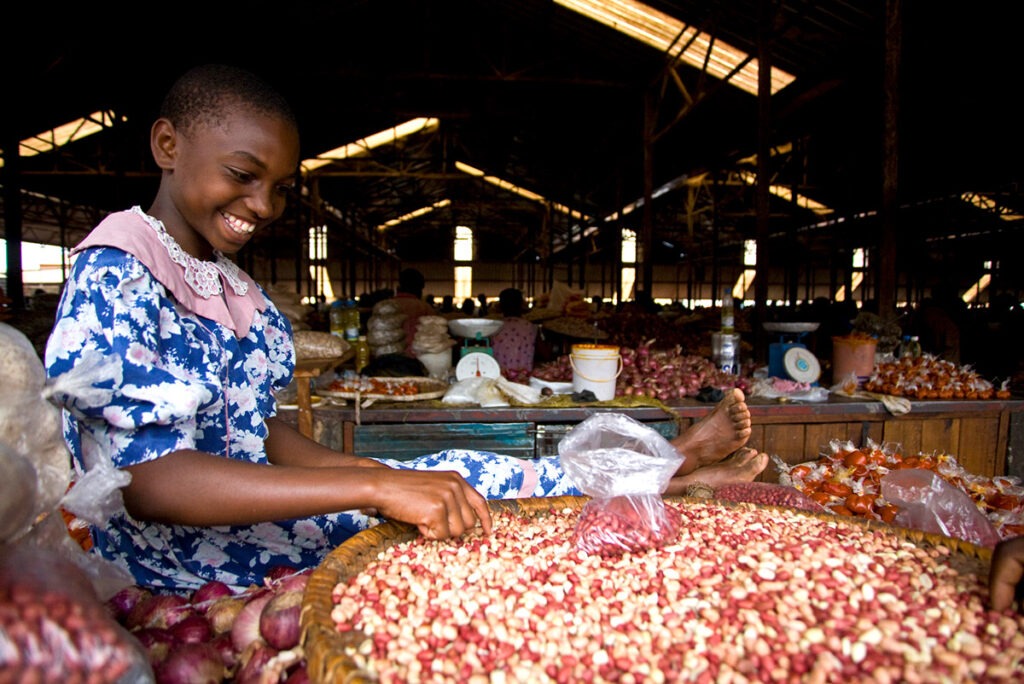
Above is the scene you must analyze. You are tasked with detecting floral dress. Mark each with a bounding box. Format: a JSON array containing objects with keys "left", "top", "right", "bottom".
[{"left": 44, "top": 208, "right": 579, "bottom": 592}]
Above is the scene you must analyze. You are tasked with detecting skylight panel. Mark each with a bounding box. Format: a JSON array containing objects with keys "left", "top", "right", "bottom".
[
  {"left": 555, "top": 0, "right": 795, "bottom": 96},
  {"left": 302, "top": 117, "right": 439, "bottom": 172},
  {"left": 0, "top": 111, "right": 122, "bottom": 168},
  {"left": 961, "top": 192, "right": 1023, "bottom": 221}
]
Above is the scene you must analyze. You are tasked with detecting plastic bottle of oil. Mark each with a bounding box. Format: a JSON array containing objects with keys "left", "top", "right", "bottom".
[{"left": 354, "top": 335, "right": 371, "bottom": 374}]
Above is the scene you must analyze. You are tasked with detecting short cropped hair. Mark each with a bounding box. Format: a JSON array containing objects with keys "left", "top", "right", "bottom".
[
  {"left": 159, "top": 64, "right": 297, "bottom": 136},
  {"left": 499, "top": 288, "right": 524, "bottom": 317},
  {"left": 398, "top": 268, "right": 426, "bottom": 295}
]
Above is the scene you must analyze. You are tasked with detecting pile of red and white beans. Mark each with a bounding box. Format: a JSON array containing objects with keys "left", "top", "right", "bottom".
[{"left": 330, "top": 501, "right": 1024, "bottom": 683}]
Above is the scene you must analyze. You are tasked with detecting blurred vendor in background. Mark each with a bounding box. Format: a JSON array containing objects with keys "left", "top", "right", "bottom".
[{"left": 491, "top": 287, "right": 538, "bottom": 381}]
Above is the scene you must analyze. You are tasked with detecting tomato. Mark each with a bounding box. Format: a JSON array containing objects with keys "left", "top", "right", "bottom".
[
  {"left": 987, "top": 493, "right": 1022, "bottom": 511},
  {"left": 843, "top": 450, "right": 868, "bottom": 468},
  {"left": 845, "top": 494, "right": 874, "bottom": 515},
  {"left": 822, "top": 482, "right": 853, "bottom": 497},
  {"left": 831, "top": 505, "right": 855, "bottom": 517},
  {"left": 790, "top": 464, "right": 812, "bottom": 480},
  {"left": 876, "top": 504, "right": 899, "bottom": 524},
  {"left": 810, "top": 491, "right": 834, "bottom": 506}
]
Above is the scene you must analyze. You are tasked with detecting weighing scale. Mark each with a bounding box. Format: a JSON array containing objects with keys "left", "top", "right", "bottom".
[
  {"left": 763, "top": 322, "right": 822, "bottom": 384},
  {"left": 448, "top": 318, "right": 505, "bottom": 380}
]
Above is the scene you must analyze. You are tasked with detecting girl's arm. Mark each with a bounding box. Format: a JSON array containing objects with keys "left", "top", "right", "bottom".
[
  {"left": 122, "top": 448, "right": 492, "bottom": 540},
  {"left": 263, "top": 416, "right": 386, "bottom": 469}
]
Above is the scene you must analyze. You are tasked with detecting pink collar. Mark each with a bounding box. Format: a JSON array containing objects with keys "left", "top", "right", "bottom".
[{"left": 73, "top": 207, "right": 266, "bottom": 338}]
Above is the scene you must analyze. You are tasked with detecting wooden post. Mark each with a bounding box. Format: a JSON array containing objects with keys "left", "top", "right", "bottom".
[{"left": 878, "top": 0, "right": 902, "bottom": 320}]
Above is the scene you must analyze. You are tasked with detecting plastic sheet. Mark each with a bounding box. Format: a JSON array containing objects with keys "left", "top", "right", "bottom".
[{"left": 881, "top": 468, "right": 1002, "bottom": 548}]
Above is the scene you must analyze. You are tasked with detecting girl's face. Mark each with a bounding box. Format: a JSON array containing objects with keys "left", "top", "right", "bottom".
[{"left": 155, "top": 108, "right": 300, "bottom": 259}]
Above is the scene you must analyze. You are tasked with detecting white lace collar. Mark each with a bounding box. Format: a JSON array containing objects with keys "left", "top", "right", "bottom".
[{"left": 130, "top": 206, "right": 249, "bottom": 300}]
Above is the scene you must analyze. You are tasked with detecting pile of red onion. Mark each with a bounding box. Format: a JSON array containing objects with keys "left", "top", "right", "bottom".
[
  {"left": 107, "top": 566, "right": 310, "bottom": 684},
  {"left": 533, "top": 342, "right": 750, "bottom": 401}
]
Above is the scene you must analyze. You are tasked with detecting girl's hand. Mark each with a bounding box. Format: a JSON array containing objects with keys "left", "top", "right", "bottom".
[{"left": 370, "top": 469, "right": 493, "bottom": 540}]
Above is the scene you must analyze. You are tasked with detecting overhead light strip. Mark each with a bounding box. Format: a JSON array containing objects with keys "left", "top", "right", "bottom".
[
  {"left": 376, "top": 199, "right": 451, "bottom": 232},
  {"left": 737, "top": 170, "right": 833, "bottom": 215},
  {"left": 554, "top": 0, "right": 795, "bottom": 96},
  {"left": 455, "top": 161, "right": 592, "bottom": 222}
]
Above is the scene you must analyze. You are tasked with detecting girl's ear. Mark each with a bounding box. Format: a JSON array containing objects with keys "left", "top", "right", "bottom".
[{"left": 150, "top": 118, "right": 178, "bottom": 170}]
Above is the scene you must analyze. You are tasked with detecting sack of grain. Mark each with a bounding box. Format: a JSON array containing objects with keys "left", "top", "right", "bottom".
[{"left": 293, "top": 330, "right": 350, "bottom": 360}]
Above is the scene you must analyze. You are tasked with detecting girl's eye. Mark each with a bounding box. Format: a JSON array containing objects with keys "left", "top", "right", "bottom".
[
  {"left": 276, "top": 183, "right": 296, "bottom": 196},
  {"left": 227, "top": 167, "right": 254, "bottom": 183}
]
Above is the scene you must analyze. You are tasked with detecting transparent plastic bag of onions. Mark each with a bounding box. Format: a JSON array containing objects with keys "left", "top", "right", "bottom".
[{"left": 557, "top": 413, "right": 685, "bottom": 556}]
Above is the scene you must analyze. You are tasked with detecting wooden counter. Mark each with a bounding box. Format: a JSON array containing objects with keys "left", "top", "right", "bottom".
[{"left": 277, "top": 396, "right": 1024, "bottom": 481}]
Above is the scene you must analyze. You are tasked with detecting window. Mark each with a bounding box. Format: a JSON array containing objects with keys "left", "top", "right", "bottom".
[{"left": 454, "top": 226, "right": 474, "bottom": 302}]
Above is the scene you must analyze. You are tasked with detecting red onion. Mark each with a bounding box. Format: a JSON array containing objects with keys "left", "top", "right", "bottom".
[
  {"left": 272, "top": 569, "right": 310, "bottom": 594},
  {"left": 132, "top": 627, "right": 176, "bottom": 663},
  {"left": 191, "top": 580, "right": 233, "bottom": 607},
  {"left": 206, "top": 595, "right": 245, "bottom": 636},
  {"left": 169, "top": 613, "right": 213, "bottom": 644},
  {"left": 127, "top": 593, "right": 193, "bottom": 630},
  {"left": 234, "top": 644, "right": 277, "bottom": 684},
  {"left": 263, "top": 564, "right": 299, "bottom": 584},
  {"left": 107, "top": 584, "right": 151, "bottom": 621},
  {"left": 284, "top": 664, "right": 311, "bottom": 683},
  {"left": 211, "top": 632, "right": 238, "bottom": 670},
  {"left": 259, "top": 589, "right": 303, "bottom": 650},
  {"left": 231, "top": 591, "right": 272, "bottom": 654},
  {"left": 154, "top": 642, "right": 224, "bottom": 684}
]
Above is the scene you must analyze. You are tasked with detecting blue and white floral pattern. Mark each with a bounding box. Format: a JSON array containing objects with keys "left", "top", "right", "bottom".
[{"left": 45, "top": 245, "right": 579, "bottom": 591}]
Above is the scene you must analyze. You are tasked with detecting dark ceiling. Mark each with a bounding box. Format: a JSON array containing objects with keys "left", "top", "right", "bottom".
[{"left": 2, "top": 1, "right": 1023, "bottom": 286}]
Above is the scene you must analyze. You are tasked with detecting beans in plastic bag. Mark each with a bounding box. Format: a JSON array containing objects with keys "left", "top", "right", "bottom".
[{"left": 558, "top": 413, "right": 686, "bottom": 556}]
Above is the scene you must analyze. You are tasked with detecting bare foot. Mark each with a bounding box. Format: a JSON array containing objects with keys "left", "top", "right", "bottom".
[
  {"left": 664, "top": 447, "right": 769, "bottom": 495},
  {"left": 671, "top": 388, "right": 752, "bottom": 475}
]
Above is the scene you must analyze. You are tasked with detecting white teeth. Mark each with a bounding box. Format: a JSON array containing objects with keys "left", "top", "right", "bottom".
[{"left": 223, "top": 213, "right": 255, "bottom": 234}]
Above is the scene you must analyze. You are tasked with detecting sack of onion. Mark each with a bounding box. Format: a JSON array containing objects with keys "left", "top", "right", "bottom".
[{"left": 0, "top": 542, "right": 154, "bottom": 683}]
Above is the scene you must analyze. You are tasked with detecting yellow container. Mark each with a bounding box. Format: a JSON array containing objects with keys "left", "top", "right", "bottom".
[{"left": 832, "top": 335, "right": 877, "bottom": 386}]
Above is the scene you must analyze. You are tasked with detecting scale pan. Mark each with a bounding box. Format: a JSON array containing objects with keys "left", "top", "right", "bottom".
[
  {"left": 763, "top": 322, "right": 820, "bottom": 334},
  {"left": 448, "top": 318, "right": 504, "bottom": 339}
]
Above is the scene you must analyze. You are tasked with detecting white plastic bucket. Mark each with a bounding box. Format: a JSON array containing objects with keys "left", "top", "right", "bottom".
[{"left": 570, "top": 344, "right": 623, "bottom": 401}]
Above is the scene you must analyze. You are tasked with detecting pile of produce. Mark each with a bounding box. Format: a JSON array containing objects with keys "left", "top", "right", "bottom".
[
  {"left": 326, "top": 500, "right": 1024, "bottom": 682},
  {"left": 864, "top": 354, "right": 1011, "bottom": 399},
  {"left": 532, "top": 341, "right": 751, "bottom": 400},
  {"left": 776, "top": 439, "right": 1024, "bottom": 540},
  {"left": 106, "top": 566, "right": 312, "bottom": 683},
  {"left": 593, "top": 310, "right": 707, "bottom": 351}
]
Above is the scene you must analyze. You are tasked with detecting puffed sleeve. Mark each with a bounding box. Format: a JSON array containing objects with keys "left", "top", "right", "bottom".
[{"left": 45, "top": 248, "right": 215, "bottom": 468}]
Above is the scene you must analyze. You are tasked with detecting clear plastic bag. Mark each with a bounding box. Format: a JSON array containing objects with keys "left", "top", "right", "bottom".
[
  {"left": 881, "top": 468, "right": 1002, "bottom": 548},
  {"left": 0, "top": 540, "right": 155, "bottom": 683},
  {"left": 0, "top": 322, "right": 133, "bottom": 601},
  {"left": 558, "top": 413, "right": 685, "bottom": 556}
]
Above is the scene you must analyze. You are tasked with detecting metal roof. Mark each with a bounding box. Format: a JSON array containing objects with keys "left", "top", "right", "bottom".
[{"left": 2, "top": 1, "right": 1022, "bottom": 292}]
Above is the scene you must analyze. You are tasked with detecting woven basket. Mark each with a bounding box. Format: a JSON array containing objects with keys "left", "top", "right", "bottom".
[{"left": 300, "top": 496, "right": 993, "bottom": 684}]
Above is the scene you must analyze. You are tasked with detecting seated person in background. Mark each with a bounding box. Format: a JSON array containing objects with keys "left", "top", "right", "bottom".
[
  {"left": 460, "top": 298, "right": 476, "bottom": 316},
  {"left": 491, "top": 287, "right": 538, "bottom": 379},
  {"left": 438, "top": 294, "right": 460, "bottom": 319},
  {"left": 387, "top": 267, "right": 436, "bottom": 356}
]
